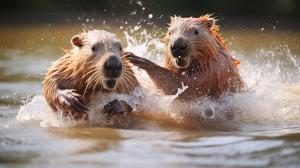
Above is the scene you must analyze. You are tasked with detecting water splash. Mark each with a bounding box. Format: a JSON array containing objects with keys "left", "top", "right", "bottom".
[
  {"left": 227, "top": 44, "right": 300, "bottom": 123},
  {"left": 123, "top": 29, "right": 300, "bottom": 125},
  {"left": 16, "top": 28, "right": 300, "bottom": 128},
  {"left": 17, "top": 96, "right": 87, "bottom": 127}
]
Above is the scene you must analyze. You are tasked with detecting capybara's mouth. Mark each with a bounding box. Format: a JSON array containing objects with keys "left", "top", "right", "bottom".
[
  {"left": 104, "top": 79, "right": 117, "bottom": 89},
  {"left": 175, "top": 58, "right": 188, "bottom": 67}
]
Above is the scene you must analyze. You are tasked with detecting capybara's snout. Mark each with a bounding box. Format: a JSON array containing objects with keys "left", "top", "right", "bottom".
[
  {"left": 104, "top": 56, "right": 123, "bottom": 79},
  {"left": 170, "top": 37, "right": 188, "bottom": 58}
]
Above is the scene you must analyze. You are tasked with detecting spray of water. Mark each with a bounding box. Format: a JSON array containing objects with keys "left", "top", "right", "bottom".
[{"left": 16, "top": 26, "right": 300, "bottom": 129}]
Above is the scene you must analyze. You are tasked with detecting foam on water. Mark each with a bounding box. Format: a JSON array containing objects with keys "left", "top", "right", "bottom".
[{"left": 16, "top": 28, "right": 300, "bottom": 128}]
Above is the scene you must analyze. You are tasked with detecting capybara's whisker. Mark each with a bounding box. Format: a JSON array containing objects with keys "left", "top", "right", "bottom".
[
  {"left": 128, "top": 14, "right": 244, "bottom": 102},
  {"left": 43, "top": 29, "right": 140, "bottom": 121}
]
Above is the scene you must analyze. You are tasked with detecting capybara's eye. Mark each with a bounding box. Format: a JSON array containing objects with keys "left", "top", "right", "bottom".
[
  {"left": 119, "top": 46, "right": 122, "bottom": 52},
  {"left": 91, "top": 46, "right": 97, "bottom": 52},
  {"left": 194, "top": 30, "right": 199, "bottom": 35},
  {"left": 168, "top": 32, "right": 171, "bottom": 36}
]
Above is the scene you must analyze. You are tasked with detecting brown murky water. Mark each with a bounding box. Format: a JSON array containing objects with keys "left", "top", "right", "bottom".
[{"left": 0, "top": 24, "right": 300, "bottom": 168}]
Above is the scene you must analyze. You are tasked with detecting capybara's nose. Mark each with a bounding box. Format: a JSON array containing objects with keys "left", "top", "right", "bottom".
[
  {"left": 104, "top": 56, "right": 123, "bottom": 78},
  {"left": 171, "top": 37, "right": 188, "bottom": 58}
]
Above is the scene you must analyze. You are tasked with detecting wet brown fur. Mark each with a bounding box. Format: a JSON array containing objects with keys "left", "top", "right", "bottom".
[
  {"left": 128, "top": 15, "right": 244, "bottom": 100},
  {"left": 43, "top": 33, "right": 139, "bottom": 118}
]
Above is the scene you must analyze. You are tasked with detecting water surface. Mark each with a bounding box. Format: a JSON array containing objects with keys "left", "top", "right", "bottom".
[{"left": 0, "top": 24, "right": 300, "bottom": 168}]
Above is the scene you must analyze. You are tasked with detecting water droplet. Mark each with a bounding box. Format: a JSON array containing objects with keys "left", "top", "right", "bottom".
[
  {"left": 130, "top": 10, "right": 137, "bottom": 15},
  {"left": 136, "top": 1, "right": 143, "bottom": 6},
  {"left": 133, "top": 26, "right": 140, "bottom": 31}
]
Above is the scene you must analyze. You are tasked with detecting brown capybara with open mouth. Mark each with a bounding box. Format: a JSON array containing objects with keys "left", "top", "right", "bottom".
[
  {"left": 43, "top": 29, "right": 139, "bottom": 120},
  {"left": 126, "top": 15, "right": 244, "bottom": 101}
]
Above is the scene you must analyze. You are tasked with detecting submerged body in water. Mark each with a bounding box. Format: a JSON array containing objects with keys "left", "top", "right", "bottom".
[
  {"left": 16, "top": 25, "right": 300, "bottom": 129},
  {"left": 126, "top": 15, "right": 244, "bottom": 101},
  {"left": 0, "top": 24, "right": 300, "bottom": 167},
  {"left": 42, "top": 29, "right": 140, "bottom": 125},
  {"left": 19, "top": 18, "right": 250, "bottom": 128}
]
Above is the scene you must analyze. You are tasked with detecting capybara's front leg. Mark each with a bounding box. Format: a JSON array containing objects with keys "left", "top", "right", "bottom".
[
  {"left": 44, "top": 83, "right": 89, "bottom": 120},
  {"left": 56, "top": 89, "right": 89, "bottom": 119},
  {"left": 125, "top": 53, "right": 182, "bottom": 95}
]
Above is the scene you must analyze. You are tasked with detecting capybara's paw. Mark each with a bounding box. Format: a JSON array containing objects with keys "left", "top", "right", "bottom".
[
  {"left": 58, "top": 89, "right": 89, "bottom": 118},
  {"left": 123, "top": 52, "right": 136, "bottom": 57},
  {"left": 123, "top": 52, "right": 153, "bottom": 69},
  {"left": 102, "top": 99, "right": 133, "bottom": 120}
]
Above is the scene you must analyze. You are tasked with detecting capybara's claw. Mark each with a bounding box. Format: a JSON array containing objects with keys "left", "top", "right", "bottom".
[
  {"left": 58, "top": 89, "right": 89, "bottom": 114},
  {"left": 43, "top": 30, "right": 140, "bottom": 122},
  {"left": 68, "top": 97, "right": 88, "bottom": 113},
  {"left": 102, "top": 99, "right": 132, "bottom": 120},
  {"left": 123, "top": 52, "right": 135, "bottom": 57},
  {"left": 124, "top": 54, "right": 153, "bottom": 69},
  {"left": 123, "top": 52, "right": 143, "bottom": 62}
]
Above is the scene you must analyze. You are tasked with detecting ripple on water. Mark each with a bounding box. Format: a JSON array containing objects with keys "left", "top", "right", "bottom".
[
  {"left": 0, "top": 82, "right": 42, "bottom": 105},
  {"left": 0, "top": 20, "right": 300, "bottom": 168}
]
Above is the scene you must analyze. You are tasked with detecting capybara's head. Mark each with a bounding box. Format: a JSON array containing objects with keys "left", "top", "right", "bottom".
[
  {"left": 166, "top": 15, "right": 222, "bottom": 69},
  {"left": 70, "top": 30, "right": 124, "bottom": 90}
]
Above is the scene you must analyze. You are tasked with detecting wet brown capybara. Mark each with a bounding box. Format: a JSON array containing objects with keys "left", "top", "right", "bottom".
[
  {"left": 43, "top": 29, "right": 139, "bottom": 120},
  {"left": 126, "top": 15, "right": 244, "bottom": 101}
]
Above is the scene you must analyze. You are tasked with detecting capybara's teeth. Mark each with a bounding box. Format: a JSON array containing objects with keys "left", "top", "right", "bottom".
[{"left": 128, "top": 14, "right": 244, "bottom": 101}]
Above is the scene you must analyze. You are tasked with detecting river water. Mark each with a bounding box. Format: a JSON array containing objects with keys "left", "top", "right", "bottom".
[{"left": 0, "top": 24, "right": 300, "bottom": 168}]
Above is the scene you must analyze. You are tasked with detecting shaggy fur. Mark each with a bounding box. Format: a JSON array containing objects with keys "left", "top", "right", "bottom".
[
  {"left": 43, "top": 30, "right": 139, "bottom": 119},
  {"left": 127, "top": 15, "right": 244, "bottom": 101}
]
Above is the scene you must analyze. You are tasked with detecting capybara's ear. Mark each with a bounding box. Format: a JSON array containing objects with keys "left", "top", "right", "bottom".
[
  {"left": 199, "top": 15, "right": 216, "bottom": 29},
  {"left": 169, "top": 15, "right": 179, "bottom": 23},
  {"left": 169, "top": 16, "right": 175, "bottom": 24},
  {"left": 204, "top": 18, "right": 215, "bottom": 29},
  {"left": 71, "top": 35, "right": 83, "bottom": 47}
]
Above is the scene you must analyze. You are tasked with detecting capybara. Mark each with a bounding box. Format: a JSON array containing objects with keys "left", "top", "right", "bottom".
[
  {"left": 43, "top": 29, "right": 139, "bottom": 120},
  {"left": 126, "top": 15, "right": 244, "bottom": 101}
]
